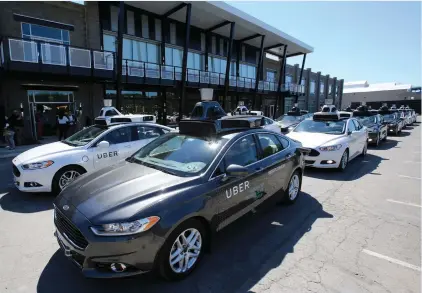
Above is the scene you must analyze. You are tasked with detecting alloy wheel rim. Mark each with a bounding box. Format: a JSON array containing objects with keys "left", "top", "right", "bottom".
[
  {"left": 169, "top": 228, "right": 202, "bottom": 274},
  {"left": 288, "top": 174, "right": 300, "bottom": 200},
  {"left": 59, "top": 170, "right": 80, "bottom": 190}
]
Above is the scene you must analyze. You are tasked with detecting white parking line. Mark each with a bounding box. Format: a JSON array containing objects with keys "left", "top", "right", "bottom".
[
  {"left": 398, "top": 175, "right": 421, "bottom": 180},
  {"left": 362, "top": 249, "right": 421, "bottom": 272},
  {"left": 387, "top": 199, "right": 422, "bottom": 208}
]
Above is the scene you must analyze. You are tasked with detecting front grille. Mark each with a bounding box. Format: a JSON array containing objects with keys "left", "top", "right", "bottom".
[
  {"left": 54, "top": 208, "right": 88, "bottom": 250},
  {"left": 308, "top": 149, "right": 320, "bottom": 157},
  {"left": 12, "top": 164, "right": 20, "bottom": 177},
  {"left": 305, "top": 160, "right": 315, "bottom": 165}
]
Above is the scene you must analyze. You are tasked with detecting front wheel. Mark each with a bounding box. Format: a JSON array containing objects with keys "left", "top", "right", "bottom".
[
  {"left": 338, "top": 150, "right": 349, "bottom": 171},
  {"left": 382, "top": 132, "right": 387, "bottom": 141},
  {"left": 280, "top": 170, "right": 302, "bottom": 205},
  {"left": 375, "top": 134, "right": 380, "bottom": 146},
  {"left": 52, "top": 166, "right": 84, "bottom": 195},
  {"left": 156, "top": 219, "right": 207, "bottom": 281}
]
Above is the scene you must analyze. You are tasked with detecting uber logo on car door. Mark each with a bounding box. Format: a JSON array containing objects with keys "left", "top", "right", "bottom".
[
  {"left": 97, "top": 151, "right": 118, "bottom": 159},
  {"left": 226, "top": 181, "right": 250, "bottom": 199}
]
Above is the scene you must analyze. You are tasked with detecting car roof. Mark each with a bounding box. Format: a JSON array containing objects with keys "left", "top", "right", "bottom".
[{"left": 105, "top": 122, "right": 170, "bottom": 129}]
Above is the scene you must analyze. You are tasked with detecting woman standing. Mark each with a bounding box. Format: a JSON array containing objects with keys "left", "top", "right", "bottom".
[{"left": 57, "top": 110, "right": 69, "bottom": 141}]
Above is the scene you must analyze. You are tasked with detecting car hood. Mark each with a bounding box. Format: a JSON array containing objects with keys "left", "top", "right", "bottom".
[
  {"left": 14, "top": 142, "right": 78, "bottom": 163},
  {"left": 286, "top": 132, "right": 343, "bottom": 148},
  {"left": 59, "top": 160, "right": 194, "bottom": 223}
]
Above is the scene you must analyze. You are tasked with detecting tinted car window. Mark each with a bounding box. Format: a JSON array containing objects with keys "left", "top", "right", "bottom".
[
  {"left": 352, "top": 120, "right": 361, "bottom": 130},
  {"left": 224, "top": 135, "right": 258, "bottom": 167},
  {"left": 105, "top": 109, "right": 119, "bottom": 116},
  {"left": 131, "top": 126, "right": 163, "bottom": 141},
  {"left": 257, "top": 134, "right": 283, "bottom": 158},
  {"left": 348, "top": 121, "right": 356, "bottom": 133},
  {"left": 101, "top": 127, "right": 131, "bottom": 145},
  {"left": 277, "top": 136, "right": 290, "bottom": 150}
]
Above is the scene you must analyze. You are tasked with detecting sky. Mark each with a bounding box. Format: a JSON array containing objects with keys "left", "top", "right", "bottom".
[{"left": 229, "top": 1, "right": 421, "bottom": 85}]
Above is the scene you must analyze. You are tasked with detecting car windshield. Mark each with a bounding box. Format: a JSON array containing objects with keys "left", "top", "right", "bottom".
[
  {"left": 62, "top": 125, "right": 109, "bottom": 146},
  {"left": 276, "top": 115, "right": 301, "bottom": 123},
  {"left": 132, "top": 134, "right": 228, "bottom": 177},
  {"left": 382, "top": 114, "right": 396, "bottom": 122},
  {"left": 293, "top": 119, "right": 346, "bottom": 135},
  {"left": 357, "top": 116, "right": 376, "bottom": 126}
]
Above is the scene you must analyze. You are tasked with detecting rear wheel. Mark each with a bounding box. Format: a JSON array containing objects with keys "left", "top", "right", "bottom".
[
  {"left": 280, "top": 170, "right": 302, "bottom": 205},
  {"left": 338, "top": 150, "right": 349, "bottom": 171},
  {"left": 156, "top": 219, "right": 207, "bottom": 281},
  {"left": 52, "top": 166, "right": 85, "bottom": 195}
]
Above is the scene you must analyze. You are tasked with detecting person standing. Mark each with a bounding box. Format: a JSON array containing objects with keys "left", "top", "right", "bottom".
[
  {"left": 3, "top": 118, "right": 15, "bottom": 150},
  {"left": 8, "top": 110, "right": 24, "bottom": 146},
  {"left": 57, "top": 110, "right": 69, "bottom": 140}
]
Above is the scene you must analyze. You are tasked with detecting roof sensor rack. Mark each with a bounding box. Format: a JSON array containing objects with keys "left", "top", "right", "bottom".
[{"left": 353, "top": 105, "right": 376, "bottom": 117}]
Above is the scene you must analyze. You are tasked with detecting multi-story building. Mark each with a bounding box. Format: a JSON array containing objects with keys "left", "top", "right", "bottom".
[
  {"left": 0, "top": 1, "right": 338, "bottom": 143},
  {"left": 342, "top": 81, "right": 421, "bottom": 111}
]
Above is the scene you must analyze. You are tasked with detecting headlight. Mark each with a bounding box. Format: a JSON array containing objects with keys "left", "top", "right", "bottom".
[
  {"left": 319, "top": 144, "right": 342, "bottom": 151},
  {"left": 22, "top": 160, "right": 54, "bottom": 170},
  {"left": 90, "top": 216, "right": 160, "bottom": 236}
]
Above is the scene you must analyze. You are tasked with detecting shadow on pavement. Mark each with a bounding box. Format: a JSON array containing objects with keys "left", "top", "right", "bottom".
[
  {"left": 368, "top": 139, "right": 399, "bottom": 150},
  {"left": 305, "top": 153, "right": 387, "bottom": 181},
  {"left": 37, "top": 192, "right": 332, "bottom": 293},
  {"left": 0, "top": 188, "right": 53, "bottom": 213}
]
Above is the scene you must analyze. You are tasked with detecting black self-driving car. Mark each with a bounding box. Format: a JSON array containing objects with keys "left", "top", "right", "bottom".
[
  {"left": 353, "top": 106, "right": 388, "bottom": 146},
  {"left": 53, "top": 110, "right": 309, "bottom": 281},
  {"left": 275, "top": 107, "right": 306, "bottom": 134},
  {"left": 378, "top": 106, "right": 404, "bottom": 135}
]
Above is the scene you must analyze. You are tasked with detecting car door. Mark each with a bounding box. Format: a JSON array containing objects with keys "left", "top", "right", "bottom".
[
  {"left": 346, "top": 120, "right": 358, "bottom": 157},
  {"left": 255, "top": 133, "right": 293, "bottom": 199},
  {"left": 91, "top": 126, "right": 133, "bottom": 170},
  {"left": 130, "top": 125, "right": 165, "bottom": 153},
  {"left": 210, "top": 134, "right": 266, "bottom": 231},
  {"left": 352, "top": 119, "right": 366, "bottom": 153}
]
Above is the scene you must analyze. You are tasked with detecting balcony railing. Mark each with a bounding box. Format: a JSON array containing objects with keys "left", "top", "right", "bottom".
[{"left": 1, "top": 37, "right": 306, "bottom": 95}]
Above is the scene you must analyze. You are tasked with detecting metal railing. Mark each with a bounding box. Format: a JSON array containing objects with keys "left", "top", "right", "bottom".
[{"left": 3, "top": 37, "right": 306, "bottom": 94}]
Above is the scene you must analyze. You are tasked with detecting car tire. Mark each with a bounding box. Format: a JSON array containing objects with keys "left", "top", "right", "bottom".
[
  {"left": 156, "top": 219, "right": 207, "bottom": 281},
  {"left": 338, "top": 149, "right": 349, "bottom": 171},
  {"left": 52, "top": 166, "right": 85, "bottom": 196},
  {"left": 360, "top": 141, "right": 368, "bottom": 157},
  {"left": 375, "top": 134, "right": 380, "bottom": 146},
  {"left": 279, "top": 170, "right": 302, "bottom": 205}
]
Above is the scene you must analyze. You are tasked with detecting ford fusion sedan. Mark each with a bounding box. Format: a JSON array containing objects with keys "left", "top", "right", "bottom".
[
  {"left": 379, "top": 111, "right": 404, "bottom": 136},
  {"left": 287, "top": 110, "right": 368, "bottom": 171},
  {"left": 53, "top": 116, "right": 308, "bottom": 280},
  {"left": 354, "top": 113, "right": 387, "bottom": 146},
  {"left": 13, "top": 122, "right": 175, "bottom": 194}
]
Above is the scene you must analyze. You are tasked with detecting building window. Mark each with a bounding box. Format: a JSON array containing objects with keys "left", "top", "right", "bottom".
[
  {"left": 141, "top": 15, "right": 149, "bottom": 39},
  {"left": 329, "top": 84, "right": 332, "bottom": 95},
  {"left": 170, "top": 23, "right": 176, "bottom": 44},
  {"left": 127, "top": 10, "right": 135, "bottom": 35},
  {"left": 286, "top": 75, "right": 293, "bottom": 84},
  {"left": 22, "top": 23, "right": 70, "bottom": 45},
  {"left": 187, "top": 51, "right": 204, "bottom": 70},
  {"left": 310, "top": 80, "right": 316, "bottom": 94},
  {"left": 239, "top": 63, "right": 256, "bottom": 79},
  {"left": 301, "top": 78, "right": 306, "bottom": 86},
  {"left": 166, "top": 47, "right": 204, "bottom": 70},
  {"left": 104, "top": 34, "right": 160, "bottom": 64},
  {"left": 110, "top": 6, "right": 119, "bottom": 32},
  {"left": 211, "top": 36, "right": 216, "bottom": 54},
  {"left": 155, "top": 19, "right": 161, "bottom": 41},
  {"left": 320, "top": 82, "right": 325, "bottom": 94},
  {"left": 266, "top": 70, "right": 276, "bottom": 82}
]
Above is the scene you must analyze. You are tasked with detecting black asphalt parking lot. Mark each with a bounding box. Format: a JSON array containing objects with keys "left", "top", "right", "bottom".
[{"left": 0, "top": 122, "right": 420, "bottom": 293}]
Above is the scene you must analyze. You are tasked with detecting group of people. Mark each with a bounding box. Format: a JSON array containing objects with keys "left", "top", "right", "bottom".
[
  {"left": 56, "top": 109, "right": 77, "bottom": 141},
  {"left": 3, "top": 110, "right": 24, "bottom": 150}
]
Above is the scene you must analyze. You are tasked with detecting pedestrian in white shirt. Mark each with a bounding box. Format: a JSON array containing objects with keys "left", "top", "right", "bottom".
[{"left": 57, "top": 111, "right": 69, "bottom": 141}]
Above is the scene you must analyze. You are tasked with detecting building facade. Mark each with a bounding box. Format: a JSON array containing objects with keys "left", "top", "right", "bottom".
[
  {"left": 342, "top": 81, "right": 421, "bottom": 112},
  {"left": 0, "top": 1, "right": 339, "bottom": 144}
]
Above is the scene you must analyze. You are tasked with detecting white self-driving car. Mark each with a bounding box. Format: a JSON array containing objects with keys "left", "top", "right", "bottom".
[
  {"left": 287, "top": 106, "right": 368, "bottom": 171},
  {"left": 12, "top": 122, "right": 175, "bottom": 194},
  {"left": 95, "top": 106, "right": 156, "bottom": 125}
]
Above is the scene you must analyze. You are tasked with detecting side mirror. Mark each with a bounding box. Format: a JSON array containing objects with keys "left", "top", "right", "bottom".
[
  {"left": 347, "top": 131, "right": 353, "bottom": 136},
  {"left": 97, "top": 141, "right": 110, "bottom": 149},
  {"left": 226, "top": 164, "right": 249, "bottom": 177}
]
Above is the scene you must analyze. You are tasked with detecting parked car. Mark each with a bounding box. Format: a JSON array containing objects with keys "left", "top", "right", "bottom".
[
  {"left": 54, "top": 114, "right": 309, "bottom": 280},
  {"left": 353, "top": 106, "right": 388, "bottom": 146},
  {"left": 287, "top": 107, "right": 368, "bottom": 171},
  {"left": 378, "top": 107, "right": 405, "bottom": 135},
  {"left": 12, "top": 122, "right": 175, "bottom": 194}
]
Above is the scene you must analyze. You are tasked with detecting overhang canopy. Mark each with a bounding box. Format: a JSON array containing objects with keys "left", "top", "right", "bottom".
[{"left": 128, "top": 1, "right": 314, "bottom": 57}]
